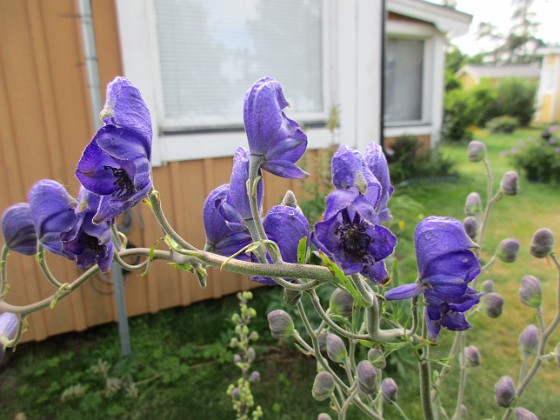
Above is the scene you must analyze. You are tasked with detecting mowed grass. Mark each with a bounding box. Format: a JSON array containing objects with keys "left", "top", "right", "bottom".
[
  {"left": 391, "top": 127, "right": 560, "bottom": 419},
  {"left": 1, "top": 127, "right": 559, "bottom": 419}
]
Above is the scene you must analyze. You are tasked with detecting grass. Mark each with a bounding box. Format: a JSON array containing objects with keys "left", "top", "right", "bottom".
[{"left": 1, "top": 127, "right": 559, "bottom": 419}]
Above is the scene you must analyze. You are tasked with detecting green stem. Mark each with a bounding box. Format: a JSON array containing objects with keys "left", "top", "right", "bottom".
[
  {"left": 36, "top": 246, "right": 64, "bottom": 288},
  {"left": 148, "top": 189, "right": 196, "bottom": 251},
  {"left": 454, "top": 332, "right": 468, "bottom": 419},
  {"left": 419, "top": 324, "right": 435, "bottom": 420},
  {"left": 0, "top": 245, "right": 9, "bottom": 296}
]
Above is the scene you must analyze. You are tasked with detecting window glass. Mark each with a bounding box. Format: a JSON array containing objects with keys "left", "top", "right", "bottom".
[
  {"left": 154, "top": 0, "right": 323, "bottom": 124},
  {"left": 384, "top": 38, "right": 424, "bottom": 123}
]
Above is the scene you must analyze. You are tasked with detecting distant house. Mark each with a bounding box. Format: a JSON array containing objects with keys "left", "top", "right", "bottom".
[
  {"left": 456, "top": 64, "right": 540, "bottom": 90},
  {"left": 535, "top": 47, "right": 560, "bottom": 123}
]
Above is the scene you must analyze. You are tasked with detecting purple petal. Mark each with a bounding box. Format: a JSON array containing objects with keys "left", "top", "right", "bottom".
[
  {"left": 95, "top": 125, "right": 150, "bottom": 161},
  {"left": 361, "top": 260, "right": 390, "bottom": 284},
  {"left": 422, "top": 250, "right": 480, "bottom": 296},
  {"left": 364, "top": 143, "right": 392, "bottom": 218},
  {"left": 261, "top": 160, "right": 309, "bottom": 179},
  {"left": 244, "top": 77, "right": 290, "bottom": 155},
  {"left": 28, "top": 180, "right": 77, "bottom": 252},
  {"left": 76, "top": 140, "right": 124, "bottom": 195},
  {"left": 102, "top": 77, "right": 152, "bottom": 157},
  {"left": 323, "top": 188, "right": 360, "bottom": 221},
  {"left": 263, "top": 205, "right": 310, "bottom": 263},
  {"left": 440, "top": 311, "right": 471, "bottom": 331},
  {"left": 366, "top": 224, "right": 397, "bottom": 261},
  {"left": 2, "top": 203, "right": 38, "bottom": 255},
  {"left": 331, "top": 146, "right": 366, "bottom": 189},
  {"left": 385, "top": 283, "right": 423, "bottom": 300},
  {"left": 415, "top": 216, "right": 478, "bottom": 277}
]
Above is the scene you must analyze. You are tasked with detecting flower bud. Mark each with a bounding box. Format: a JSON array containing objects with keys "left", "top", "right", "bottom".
[
  {"left": 367, "top": 348, "right": 386, "bottom": 369},
  {"left": 530, "top": 228, "right": 555, "bottom": 258},
  {"left": 482, "top": 280, "right": 495, "bottom": 294},
  {"left": 317, "top": 414, "right": 332, "bottom": 420},
  {"left": 0, "top": 313, "right": 18, "bottom": 363},
  {"left": 494, "top": 376, "right": 516, "bottom": 408},
  {"left": 356, "top": 360, "right": 378, "bottom": 394},
  {"left": 496, "top": 238, "right": 520, "bottom": 263},
  {"left": 465, "top": 192, "right": 482, "bottom": 216},
  {"left": 230, "top": 338, "right": 239, "bottom": 348},
  {"left": 464, "top": 345, "right": 481, "bottom": 367},
  {"left": 381, "top": 378, "right": 398, "bottom": 402},
  {"left": 468, "top": 140, "right": 486, "bottom": 162},
  {"left": 249, "top": 371, "right": 260, "bottom": 383},
  {"left": 329, "top": 288, "right": 354, "bottom": 318},
  {"left": 500, "top": 171, "right": 519, "bottom": 196},
  {"left": 1, "top": 203, "right": 38, "bottom": 256},
  {"left": 233, "top": 354, "right": 241, "bottom": 364},
  {"left": 520, "top": 275, "right": 542, "bottom": 308},
  {"left": 267, "top": 310, "right": 294, "bottom": 339},
  {"left": 281, "top": 190, "right": 298, "bottom": 208},
  {"left": 514, "top": 407, "right": 538, "bottom": 420},
  {"left": 249, "top": 331, "right": 259, "bottom": 342},
  {"left": 231, "top": 387, "right": 240, "bottom": 400},
  {"left": 518, "top": 325, "right": 539, "bottom": 356},
  {"left": 327, "top": 334, "right": 348, "bottom": 363},
  {"left": 326, "top": 334, "right": 347, "bottom": 363},
  {"left": 242, "top": 291, "right": 253, "bottom": 301},
  {"left": 463, "top": 216, "right": 478, "bottom": 240},
  {"left": 484, "top": 292, "right": 504, "bottom": 318},
  {"left": 247, "top": 347, "right": 256, "bottom": 363},
  {"left": 312, "top": 371, "right": 335, "bottom": 401}
]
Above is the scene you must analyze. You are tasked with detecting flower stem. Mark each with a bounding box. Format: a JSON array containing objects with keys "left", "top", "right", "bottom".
[{"left": 419, "top": 323, "right": 435, "bottom": 420}]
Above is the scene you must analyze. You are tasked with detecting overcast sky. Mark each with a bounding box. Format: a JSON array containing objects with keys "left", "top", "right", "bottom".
[{"left": 445, "top": 0, "right": 560, "bottom": 55}]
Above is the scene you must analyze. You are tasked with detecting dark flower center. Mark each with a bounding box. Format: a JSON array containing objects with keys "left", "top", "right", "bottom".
[
  {"left": 104, "top": 166, "right": 135, "bottom": 198},
  {"left": 337, "top": 219, "right": 371, "bottom": 259}
]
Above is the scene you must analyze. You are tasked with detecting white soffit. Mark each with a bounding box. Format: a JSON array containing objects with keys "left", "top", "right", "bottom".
[{"left": 387, "top": 0, "right": 472, "bottom": 37}]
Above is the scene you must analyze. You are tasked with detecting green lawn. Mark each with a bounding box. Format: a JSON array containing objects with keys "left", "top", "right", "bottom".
[{"left": 1, "top": 128, "right": 559, "bottom": 420}]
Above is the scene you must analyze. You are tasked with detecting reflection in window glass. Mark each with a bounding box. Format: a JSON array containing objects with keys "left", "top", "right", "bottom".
[
  {"left": 384, "top": 38, "right": 424, "bottom": 123},
  {"left": 155, "top": 0, "right": 323, "bottom": 122}
]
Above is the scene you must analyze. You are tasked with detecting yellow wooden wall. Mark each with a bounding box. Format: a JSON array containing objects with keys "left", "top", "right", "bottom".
[{"left": 0, "top": 0, "right": 313, "bottom": 342}]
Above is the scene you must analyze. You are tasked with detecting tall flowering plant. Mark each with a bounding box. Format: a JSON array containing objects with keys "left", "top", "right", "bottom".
[{"left": 1, "top": 77, "right": 559, "bottom": 420}]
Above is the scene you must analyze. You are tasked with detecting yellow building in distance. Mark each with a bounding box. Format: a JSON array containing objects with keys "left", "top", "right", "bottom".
[{"left": 535, "top": 47, "right": 560, "bottom": 123}]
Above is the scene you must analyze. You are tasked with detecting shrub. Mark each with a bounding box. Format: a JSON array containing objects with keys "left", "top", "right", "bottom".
[
  {"left": 512, "top": 136, "right": 560, "bottom": 183},
  {"left": 493, "top": 78, "right": 537, "bottom": 127},
  {"left": 486, "top": 115, "right": 519, "bottom": 134},
  {"left": 386, "top": 136, "right": 456, "bottom": 183},
  {"left": 442, "top": 89, "right": 475, "bottom": 142}
]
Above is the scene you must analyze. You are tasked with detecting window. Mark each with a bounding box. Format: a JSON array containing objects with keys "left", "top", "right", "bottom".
[
  {"left": 153, "top": 0, "right": 324, "bottom": 131},
  {"left": 384, "top": 38, "right": 424, "bottom": 123}
]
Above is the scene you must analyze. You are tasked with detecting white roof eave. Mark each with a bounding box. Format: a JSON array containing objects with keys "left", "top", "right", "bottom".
[{"left": 387, "top": 0, "right": 473, "bottom": 37}]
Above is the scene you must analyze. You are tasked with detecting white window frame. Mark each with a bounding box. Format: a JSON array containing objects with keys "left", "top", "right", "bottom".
[
  {"left": 115, "top": 0, "right": 334, "bottom": 166},
  {"left": 384, "top": 19, "right": 445, "bottom": 145}
]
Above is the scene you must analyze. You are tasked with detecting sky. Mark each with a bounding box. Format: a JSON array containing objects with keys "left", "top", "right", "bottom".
[{"left": 446, "top": 0, "right": 560, "bottom": 55}]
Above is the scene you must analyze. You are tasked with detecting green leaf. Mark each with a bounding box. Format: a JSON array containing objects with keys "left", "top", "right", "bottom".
[
  {"left": 317, "top": 251, "right": 370, "bottom": 307},
  {"left": 168, "top": 263, "right": 194, "bottom": 273},
  {"left": 357, "top": 339, "right": 376, "bottom": 348},
  {"left": 297, "top": 237, "right": 307, "bottom": 264}
]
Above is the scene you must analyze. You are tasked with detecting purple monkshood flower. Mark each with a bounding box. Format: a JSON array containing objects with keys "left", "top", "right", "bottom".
[
  {"left": 385, "top": 216, "right": 481, "bottom": 339},
  {"left": 251, "top": 205, "right": 310, "bottom": 284},
  {"left": 203, "top": 184, "right": 252, "bottom": 257},
  {"left": 28, "top": 180, "right": 114, "bottom": 272},
  {"left": 244, "top": 77, "right": 308, "bottom": 179},
  {"left": 313, "top": 192, "right": 396, "bottom": 284},
  {"left": 2, "top": 203, "right": 38, "bottom": 255},
  {"left": 76, "top": 77, "right": 152, "bottom": 224},
  {"left": 229, "top": 147, "right": 264, "bottom": 221}
]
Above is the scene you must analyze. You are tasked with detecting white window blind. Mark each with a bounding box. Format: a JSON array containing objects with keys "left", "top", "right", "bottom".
[
  {"left": 154, "top": 0, "right": 324, "bottom": 128},
  {"left": 384, "top": 38, "right": 424, "bottom": 123}
]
